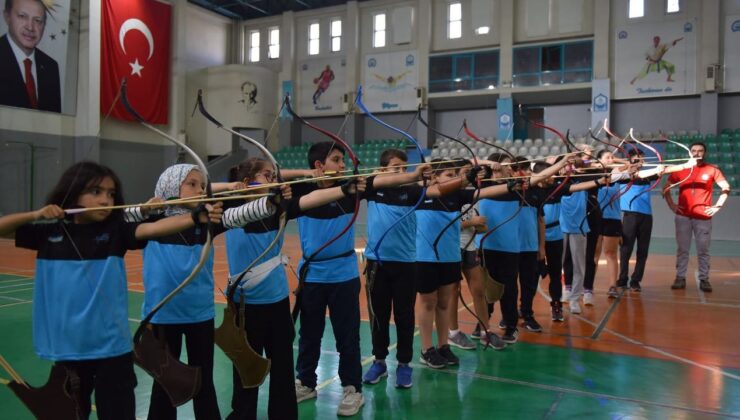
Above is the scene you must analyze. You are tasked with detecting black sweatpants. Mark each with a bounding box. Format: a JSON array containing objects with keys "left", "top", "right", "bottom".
[
  {"left": 227, "top": 297, "right": 297, "bottom": 420},
  {"left": 57, "top": 352, "right": 137, "bottom": 420},
  {"left": 619, "top": 211, "right": 653, "bottom": 286},
  {"left": 148, "top": 319, "right": 220, "bottom": 420},
  {"left": 545, "top": 239, "right": 564, "bottom": 302},
  {"left": 296, "top": 278, "right": 362, "bottom": 391},
  {"left": 481, "top": 250, "right": 520, "bottom": 328},
  {"left": 584, "top": 210, "right": 602, "bottom": 291},
  {"left": 365, "top": 260, "right": 416, "bottom": 364},
  {"left": 518, "top": 251, "right": 538, "bottom": 318}
]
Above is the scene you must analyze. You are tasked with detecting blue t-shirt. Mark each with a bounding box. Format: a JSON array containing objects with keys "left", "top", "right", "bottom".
[
  {"left": 415, "top": 189, "right": 476, "bottom": 262},
  {"left": 560, "top": 184, "right": 590, "bottom": 234},
  {"left": 142, "top": 220, "right": 225, "bottom": 324},
  {"left": 225, "top": 215, "right": 289, "bottom": 305},
  {"left": 292, "top": 182, "right": 358, "bottom": 283},
  {"left": 620, "top": 179, "right": 654, "bottom": 215},
  {"left": 598, "top": 184, "right": 622, "bottom": 220},
  {"left": 364, "top": 181, "right": 424, "bottom": 262},
  {"left": 477, "top": 190, "right": 521, "bottom": 253},
  {"left": 16, "top": 218, "right": 146, "bottom": 361},
  {"left": 543, "top": 203, "right": 563, "bottom": 241}
]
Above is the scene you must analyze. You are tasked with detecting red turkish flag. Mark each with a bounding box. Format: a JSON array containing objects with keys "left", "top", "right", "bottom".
[{"left": 101, "top": 0, "right": 171, "bottom": 124}]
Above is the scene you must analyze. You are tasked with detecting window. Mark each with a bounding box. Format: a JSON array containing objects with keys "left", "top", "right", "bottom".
[
  {"left": 248, "top": 30, "right": 260, "bottom": 62},
  {"left": 428, "top": 50, "right": 500, "bottom": 93},
  {"left": 448, "top": 2, "right": 462, "bottom": 39},
  {"left": 628, "top": 0, "right": 644, "bottom": 18},
  {"left": 666, "top": 0, "right": 680, "bottom": 13},
  {"left": 268, "top": 27, "right": 279, "bottom": 59},
  {"left": 331, "top": 18, "right": 342, "bottom": 52},
  {"left": 373, "top": 13, "right": 386, "bottom": 48},
  {"left": 308, "top": 22, "right": 320, "bottom": 55},
  {"left": 512, "top": 41, "right": 593, "bottom": 87},
  {"left": 475, "top": 26, "right": 490, "bottom": 35}
]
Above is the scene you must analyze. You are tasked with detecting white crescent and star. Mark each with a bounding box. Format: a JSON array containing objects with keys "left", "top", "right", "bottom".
[{"left": 118, "top": 18, "right": 155, "bottom": 78}]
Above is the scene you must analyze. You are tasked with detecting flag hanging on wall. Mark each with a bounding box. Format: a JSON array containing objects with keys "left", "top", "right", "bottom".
[{"left": 100, "top": 0, "right": 171, "bottom": 124}]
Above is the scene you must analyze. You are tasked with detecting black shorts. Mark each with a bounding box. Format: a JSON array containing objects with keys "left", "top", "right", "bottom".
[
  {"left": 416, "top": 262, "right": 461, "bottom": 294},
  {"left": 460, "top": 249, "right": 480, "bottom": 269},
  {"left": 601, "top": 219, "right": 622, "bottom": 237}
]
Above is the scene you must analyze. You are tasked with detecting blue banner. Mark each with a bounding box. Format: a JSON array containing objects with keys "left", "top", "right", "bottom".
[{"left": 497, "top": 97, "right": 513, "bottom": 140}]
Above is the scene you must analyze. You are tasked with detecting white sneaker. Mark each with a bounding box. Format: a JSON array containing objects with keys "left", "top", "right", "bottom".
[
  {"left": 583, "top": 291, "right": 594, "bottom": 306},
  {"left": 337, "top": 385, "right": 364, "bottom": 416},
  {"left": 570, "top": 300, "right": 582, "bottom": 314},
  {"left": 295, "top": 379, "right": 317, "bottom": 403},
  {"left": 563, "top": 288, "right": 571, "bottom": 302}
]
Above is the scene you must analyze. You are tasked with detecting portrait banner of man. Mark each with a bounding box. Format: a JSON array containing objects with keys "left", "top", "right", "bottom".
[{"left": 0, "top": 0, "right": 76, "bottom": 114}]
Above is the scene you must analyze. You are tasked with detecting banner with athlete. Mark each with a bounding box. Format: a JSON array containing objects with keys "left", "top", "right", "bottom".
[
  {"left": 361, "top": 50, "right": 418, "bottom": 113},
  {"left": 614, "top": 18, "right": 697, "bottom": 99},
  {"left": 297, "top": 56, "right": 346, "bottom": 116}
]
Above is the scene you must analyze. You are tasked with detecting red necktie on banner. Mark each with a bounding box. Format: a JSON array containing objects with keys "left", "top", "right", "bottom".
[
  {"left": 24, "top": 58, "right": 38, "bottom": 109},
  {"left": 100, "top": 0, "right": 171, "bottom": 124}
]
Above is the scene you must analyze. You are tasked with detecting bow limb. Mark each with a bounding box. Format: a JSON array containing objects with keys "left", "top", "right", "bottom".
[
  {"left": 627, "top": 128, "right": 664, "bottom": 208},
  {"left": 284, "top": 94, "right": 361, "bottom": 319},
  {"left": 356, "top": 86, "right": 425, "bottom": 265},
  {"left": 601, "top": 120, "right": 639, "bottom": 211},
  {"left": 195, "top": 90, "right": 287, "bottom": 303},
  {"left": 419, "top": 115, "right": 479, "bottom": 260},
  {"left": 661, "top": 132, "right": 694, "bottom": 192},
  {"left": 121, "top": 80, "right": 214, "bottom": 342}
]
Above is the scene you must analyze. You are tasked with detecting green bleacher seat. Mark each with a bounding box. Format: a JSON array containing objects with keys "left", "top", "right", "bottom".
[
  {"left": 721, "top": 128, "right": 733, "bottom": 135},
  {"left": 719, "top": 143, "right": 733, "bottom": 153},
  {"left": 704, "top": 134, "right": 716, "bottom": 143},
  {"left": 721, "top": 163, "right": 735, "bottom": 175},
  {"left": 718, "top": 155, "right": 734, "bottom": 164}
]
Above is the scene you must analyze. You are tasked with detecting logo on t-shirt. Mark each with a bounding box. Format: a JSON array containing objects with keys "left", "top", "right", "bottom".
[
  {"left": 48, "top": 235, "right": 63, "bottom": 243},
  {"left": 702, "top": 174, "right": 710, "bottom": 181},
  {"left": 95, "top": 233, "right": 110, "bottom": 244}
]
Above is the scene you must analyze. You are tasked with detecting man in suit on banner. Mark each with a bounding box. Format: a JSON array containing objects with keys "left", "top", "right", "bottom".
[{"left": 1, "top": 0, "right": 61, "bottom": 112}]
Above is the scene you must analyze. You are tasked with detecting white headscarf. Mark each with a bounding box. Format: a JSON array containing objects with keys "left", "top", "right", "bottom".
[{"left": 154, "top": 164, "right": 200, "bottom": 216}]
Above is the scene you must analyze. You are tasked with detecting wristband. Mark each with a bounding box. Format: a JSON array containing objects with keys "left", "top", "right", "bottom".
[
  {"left": 191, "top": 204, "right": 206, "bottom": 225},
  {"left": 340, "top": 181, "right": 354, "bottom": 196}
]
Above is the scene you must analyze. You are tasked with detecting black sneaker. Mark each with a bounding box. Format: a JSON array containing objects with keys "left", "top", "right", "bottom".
[
  {"left": 419, "top": 347, "right": 446, "bottom": 369},
  {"left": 502, "top": 327, "right": 518, "bottom": 344},
  {"left": 671, "top": 278, "right": 686, "bottom": 290},
  {"left": 522, "top": 316, "right": 542, "bottom": 332},
  {"left": 551, "top": 302, "right": 564, "bottom": 322},
  {"left": 498, "top": 320, "right": 506, "bottom": 330},
  {"left": 616, "top": 279, "right": 628, "bottom": 289},
  {"left": 437, "top": 344, "right": 459, "bottom": 365},
  {"left": 699, "top": 280, "right": 712, "bottom": 292},
  {"left": 629, "top": 282, "right": 642, "bottom": 292}
]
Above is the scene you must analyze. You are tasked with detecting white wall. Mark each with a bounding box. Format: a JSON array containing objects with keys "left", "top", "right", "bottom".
[
  {"left": 544, "top": 103, "right": 592, "bottom": 135},
  {"left": 514, "top": 0, "right": 594, "bottom": 43},
  {"left": 430, "top": 0, "right": 500, "bottom": 52}
]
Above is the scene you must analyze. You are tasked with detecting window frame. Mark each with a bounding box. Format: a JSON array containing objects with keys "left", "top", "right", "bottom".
[
  {"left": 373, "top": 12, "right": 386, "bottom": 48},
  {"left": 511, "top": 40, "right": 593, "bottom": 88},
  {"left": 248, "top": 29, "right": 260, "bottom": 63},
  {"left": 447, "top": 2, "right": 462, "bottom": 40},
  {"left": 308, "top": 22, "right": 320, "bottom": 56},
  {"left": 267, "top": 26, "right": 280, "bottom": 59},
  {"left": 428, "top": 49, "right": 500, "bottom": 93},
  {"left": 331, "top": 18, "right": 342, "bottom": 52}
]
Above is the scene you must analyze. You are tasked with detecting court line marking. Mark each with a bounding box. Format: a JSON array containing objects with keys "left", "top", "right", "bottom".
[
  {"left": 573, "top": 314, "right": 740, "bottom": 382},
  {"left": 0, "top": 301, "right": 32, "bottom": 309},
  {"left": 543, "top": 392, "right": 564, "bottom": 419},
  {"left": 0, "top": 295, "right": 31, "bottom": 303},
  {"left": 590, "top": 287, "right": 625, "bottom": 339},
  {"left": 0, "top": 287, "right": 34, "bottom": 295},
  {"left": 410, "top": 362, "right": 739, "bottom": 418},
  {"left": 0, "top": 281, "right": 34, "bottom": 290}
]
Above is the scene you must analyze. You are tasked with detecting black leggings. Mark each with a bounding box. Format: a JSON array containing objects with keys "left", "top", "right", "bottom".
[
  {"left": 481, "top": 250, "right": 520, "bottom": 328},
  {"left": 545, "top": 239, "right": 564, "bottom": 302},
  {"left": 148, "top": 319, "right": 221, "bottom": 420}
]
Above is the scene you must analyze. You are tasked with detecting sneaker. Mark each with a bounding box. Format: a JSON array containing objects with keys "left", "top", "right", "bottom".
[
  {"left": 419, "top": 347, "right": 447, "bottom": 369},
  {"left": 671, "top": 278, "right": 686, "bottom": 289},
  {"left": 395, "top": 364, "right": 413, "bottom": 388},
  {"left": 481, "top": 331, "right": 506, "bottom": 350},
  {"left": 295, "top": 379, "right": 317, "bottom": 403},
  {"left": 616, "top": 279, "right": 628, "bottom": 289},
  {"left": 550, "top": 302, "right": 564, "bottom": 322},
  {"left": 522, "top": 316, "right": 542, "bottom": 332},
  {"left": 437, "top": 344, "right": 459, "bottom": 365},
  {"left": 570, "top": 300, "right": 582, "bottom": 314},
  {"left": 362, "top": 360, "right": 388, "bottom": 384},
  {"left": 583, "top": 291, "right": 594, "bottom": 306},
  {"left": 337, "top": 385, "right": 364, "bottom": 416},
  {"left": 630, "top": 282, "right": 642, "bottom": 292},
  {"left": 470, "top": 324, "right": 482, "bottom": 340},
  {"left": 448, "top": 331, "right": 476, "bottom": 350},
  {"left": 699, "top": 280, "right": 712, "bottom": 292},
  {"left": 607, "top": 286, "right": 620, "bottom": 298},
  {"left": 502, "top": 327, "right": 518, "bottom": 344},
  {"left": 498, "top": 319, "right": 506, "bottom": 330},
  {"left": 562, "top": 287, "right": 572, "bottom": 302}
]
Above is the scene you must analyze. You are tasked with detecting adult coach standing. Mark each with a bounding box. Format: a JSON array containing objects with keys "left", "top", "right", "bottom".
[
  {"left": 0, "top": 0, "right": 60, "bottom": 112},
  {"left": 663, "top": 142, "right": 731, "bottom": 292}
]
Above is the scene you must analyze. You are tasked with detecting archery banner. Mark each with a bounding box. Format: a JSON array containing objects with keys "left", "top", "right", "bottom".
[
  {"left": 101, "top": 0, "right": 172, "bottom": 124},
  {"left": 362, "top": 50, "right": 419, "bottom": 113},
  {"left": 297, "top": 56, "right": 346, "bottom": 116},
  {"left": 723, "top": 15, "right": 740, "bottom": 93},
  {"left": 613, "top": 19, "right": 697, "bottom": 99}
]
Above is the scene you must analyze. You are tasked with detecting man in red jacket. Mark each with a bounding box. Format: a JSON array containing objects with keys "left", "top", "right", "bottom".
[{"left": 663, "top": 142, "right": 731, "bottom": 292}]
